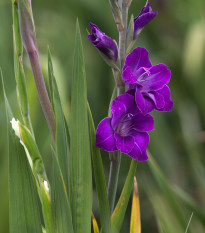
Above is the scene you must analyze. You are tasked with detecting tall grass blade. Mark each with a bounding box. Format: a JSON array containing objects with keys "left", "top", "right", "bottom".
[
  {"left": 15, "top": 120, "right": 54, "bottom": 233},
  {"left": 51, "top": 148, "right": 73, "bottom": 233},
  {"left": 185, "top": 213, "right": 193, "bottom": 233},
  {"left": 48, "top": 48, "right": 69, "bottom": 191},
  {"left": 69, "top": 20, "right": 92, "bottom": 233},
  {"left": 1, "top": 71, "right": 42, "bottom": 233}
]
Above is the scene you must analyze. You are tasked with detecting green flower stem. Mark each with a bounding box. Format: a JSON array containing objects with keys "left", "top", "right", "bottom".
[
  {"left": 18, "top": 0, "right": 56, "bottom": 144},
  {"left": 118, "top": 2, "right": 128, "bottom": 69},
  {"left": 107, "top": 1, "right": 129, "bottom": 214},
  {"left": 12, "top": 0, "right": 34, "bottom": 134},
  {"left": 108, "top": 151, "right": 121, "bottom": 213},
  {"left": 28, "top": 50, "right": 56, "bottom": 143}
]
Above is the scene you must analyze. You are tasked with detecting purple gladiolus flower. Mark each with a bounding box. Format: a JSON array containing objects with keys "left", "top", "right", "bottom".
[
  {"left": 133, "top": 2, "right": 157, "bottom": 39},
  {"left": 96, "top": 93, "right": 154, "bottom": 161},
  {"left": 122, "top": 47, "right": 173, "bottom": 115},
  {"left": 88, "top": 23, "right": 118, "bottom": 61}
]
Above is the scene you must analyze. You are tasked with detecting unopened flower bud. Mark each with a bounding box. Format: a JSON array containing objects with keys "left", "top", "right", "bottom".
[
  {"left": 133, "top": 2, "right": 157, "bottom": 39},
  {"left": 88, "top": 23, "right": 119, "bottom": 68}
]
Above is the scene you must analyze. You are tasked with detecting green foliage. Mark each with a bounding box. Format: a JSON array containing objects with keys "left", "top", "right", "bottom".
[
  {"left": 48, "top": 48, "right": 69, "bottom": 191},
  {"left": 1, "top": 72, "right": 42, "bottom": 233},
  {"left": 1, "top": 0, "right": 205, "bottom": 233},
  {"left": 69, "top": 20, "right": 92, "bottom": 233},
  {"left": 51, "top": 148, "right": 73, "bottom": 233}
]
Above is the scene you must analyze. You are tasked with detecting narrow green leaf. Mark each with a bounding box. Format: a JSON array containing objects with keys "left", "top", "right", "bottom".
[
  {"left": 48, "top": 48, "right": 69, "bottom": 191},
  {"left": 185, "top": 213, "right": 193, "bottom": 233},
  {"left": 1, "top": 71, "right": 42, "bottom": 233},
  {"left": 111, "top": 159, "right": 137, "bottom": 233},
  {"left": 51, "top": 147, "right": 73, "bottom": 233},
  {"left": 147, "top": 152, "right": 192, "bottom": 233},
  {"left": 87, "top": 103, "right": 111, "bottom": 233},
  {"left": 10, "top": 117, "right": 54, "bottom": 233},
  {"left": 69, "top": 20, "right": 92, "bottom": 233}
]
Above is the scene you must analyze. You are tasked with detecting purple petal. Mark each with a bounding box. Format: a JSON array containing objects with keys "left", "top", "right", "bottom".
[
  {"left": 96, "top": 117, "right": 117, "bottom": 151},
  {"left": 140, "top": 2, "right": 152, "bottom": 14},
  {"left": 123, "top": 47, "right": 152, "bottom": 76},
  {"left": 145, "top": 91, "right": 165, "bottom": 109},
  {"left": 157, "top": 85, "right": 173, "bottom": 111},
  {"left": 131, "top": 114, "right": 154, "bottom": 132},
  {"left": 88, "top": 23, "right": 118, "bottom": 60},
  {"left": 114, "top": 133, "right": 135, "bottom": 154},
  {"left": 135, "top": 90, "right": 155, "bottom": 115},
  {"left": 122, "top": 66, "right": 137, "bottom": 84},
  {"left": 111, "top": 93, "right": 134, "bottom": 129},
  {"left": 140, "top": 64, "right": 171, "bottom": 92},
  {"left": 128, "top": 131, "right": 150, "bottom": 161}
]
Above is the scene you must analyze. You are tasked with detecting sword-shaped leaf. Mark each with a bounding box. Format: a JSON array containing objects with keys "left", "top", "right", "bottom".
[
  {"left": 51, "top": 147, "right": 73, "bottom": 233},
  {"left": 69, "top": 20, "right": 92, "bottom": 233},
  {"left": 48, "top": 48, "right": 69, "bottom": 191},
  {"left": 1, "top": 71, "right": 42, "bottom": 233}
]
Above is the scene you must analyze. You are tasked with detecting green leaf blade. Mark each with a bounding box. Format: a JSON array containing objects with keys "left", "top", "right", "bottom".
[
  {"left": 51, "top": 148, "right": 73, "bottom": 233},
  {"left": 48, "top": 48, "right": 69, "bottom": 191},
  {"left": 1, "top": 71, "right": 42, "bottom": 233},
  {"left": 69, "top": 20, "right": 92, "bottom": 233}
]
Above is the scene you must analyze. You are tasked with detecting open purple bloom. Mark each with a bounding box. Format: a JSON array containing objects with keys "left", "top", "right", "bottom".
[
  {"left": 122, "top": 47, "right": 173, "bottom": 115},
  {"left": 96, "top": 93, "right": 154, "bottom": 161},
  {"left": 88, "top": 23, "right": 118, "bottom": 61},
  {"left": 133, "top": 2, "right": 157, "bottom": 39}
]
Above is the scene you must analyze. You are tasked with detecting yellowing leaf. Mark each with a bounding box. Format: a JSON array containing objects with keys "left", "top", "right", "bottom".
[
  {"left": 92, "top": 213, "right": 100, "bottom": 233},
  {"left": 130, "top": 177, "right": 141, "bottom": 233}
]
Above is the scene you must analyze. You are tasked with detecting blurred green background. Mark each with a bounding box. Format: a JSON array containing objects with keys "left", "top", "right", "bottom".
[{"left": 0, "top": 0, "right": 205, "bottom": 232}]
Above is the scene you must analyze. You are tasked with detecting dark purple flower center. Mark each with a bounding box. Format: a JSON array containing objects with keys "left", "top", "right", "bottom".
[{"left": 116, "top": 113, "right": 134, "bottom": 137}]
